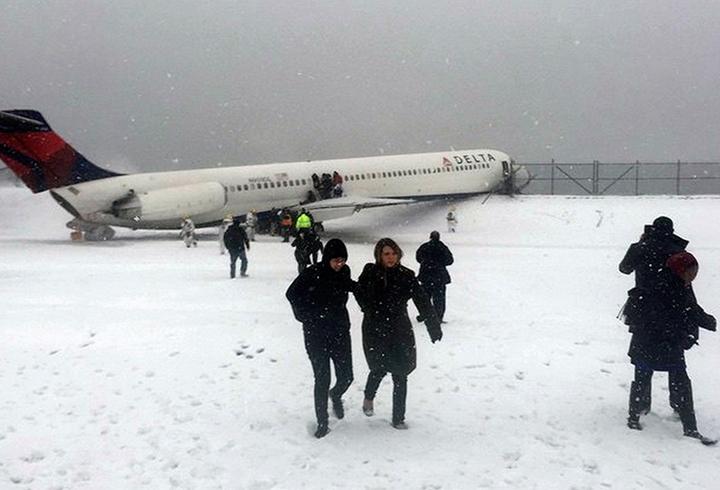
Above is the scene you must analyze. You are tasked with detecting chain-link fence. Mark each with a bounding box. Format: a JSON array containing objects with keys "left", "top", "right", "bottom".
[{"left": 520, "top": 161, "right": 720, "bottom": 195}]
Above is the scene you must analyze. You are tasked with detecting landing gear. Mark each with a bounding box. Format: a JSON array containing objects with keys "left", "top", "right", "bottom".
[
  {"left": 85, "top": 225, "right": 116, "bottom": 241},
  {"left": 66, "top": 219, "right": 116, "bottom": 241}
]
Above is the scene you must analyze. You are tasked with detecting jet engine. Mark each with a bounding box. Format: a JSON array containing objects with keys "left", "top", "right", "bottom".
[{"left": 111, "top": 182, "right": 226, "bottom": 221}]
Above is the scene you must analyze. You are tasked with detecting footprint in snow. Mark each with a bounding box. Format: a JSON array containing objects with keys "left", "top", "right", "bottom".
[
  {"left": 235, "top": 345, "right": 266, "bottom": 359},
  {"left": 20, "top": 450, "right": 45, "bottom": 463}
]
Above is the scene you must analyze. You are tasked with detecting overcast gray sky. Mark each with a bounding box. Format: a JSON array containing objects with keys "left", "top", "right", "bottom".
[{"left": 1, "top": 1, "right": 719, "bottom": 172}]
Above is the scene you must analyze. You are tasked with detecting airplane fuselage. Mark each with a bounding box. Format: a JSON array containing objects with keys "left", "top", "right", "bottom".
[{"left": 50, "top": 149, "right": 510, "bottom": 229}]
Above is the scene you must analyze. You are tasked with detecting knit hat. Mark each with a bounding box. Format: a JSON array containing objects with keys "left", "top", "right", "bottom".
[
  {"left": 652, "top": 216, "right": 674, "bottom": 235},
  {"left": 323, "top": 238, "right": 348, "bottom": 263},
  {"left": 666, "top": 251, "right": 698, "bottom": 282}
]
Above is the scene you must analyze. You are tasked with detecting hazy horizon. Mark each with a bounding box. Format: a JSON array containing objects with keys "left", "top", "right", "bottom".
[{"left": 1, "top": 1, "right": 719, "bottom": 173}]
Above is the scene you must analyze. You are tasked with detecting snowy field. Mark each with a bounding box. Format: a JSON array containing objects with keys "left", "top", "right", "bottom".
[{"left": 2, "top": 187, "right": 720, "bottom": 489}]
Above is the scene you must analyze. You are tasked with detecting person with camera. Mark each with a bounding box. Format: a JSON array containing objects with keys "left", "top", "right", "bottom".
[{"left": 620, "top": 220, "right": 716, "bottom": 444}]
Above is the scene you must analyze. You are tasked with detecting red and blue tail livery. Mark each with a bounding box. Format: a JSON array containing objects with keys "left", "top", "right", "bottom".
[{"left": 0, "top": 109, "right": 121, "bottom": 193}]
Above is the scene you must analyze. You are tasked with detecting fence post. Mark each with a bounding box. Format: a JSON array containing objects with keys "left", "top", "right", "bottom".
[
  {"left": 676, "top": 160, "right": 681, "bottom": 195},
  {"left": 550, "top": 159, "right": 555, "bottom": 195},
  {"left": 593, "top": 160, "right": 599, "bottom": 195},
  {"left": 635, "top": 160, "right": 640, "bottom": 196}
]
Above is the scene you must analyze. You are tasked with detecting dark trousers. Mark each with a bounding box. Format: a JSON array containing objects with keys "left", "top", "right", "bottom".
[
  {"left": 629, "top": 365, "right": 696, "bottom": 432},
  {"left": 229, "top": 248, "right": 247, "bottom": 278},
  {"left": 423, "top": 284, "right": 447, "bottom": 322},
  {"left": 305, "top": 330, "right": 353, "bottom": 424},
  {"left": 364, "top": 370, "right": 408, "bottom": 424}
]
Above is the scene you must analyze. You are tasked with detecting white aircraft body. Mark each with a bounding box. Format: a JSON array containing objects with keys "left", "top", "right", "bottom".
[{"left": 0, "top": 110, "right": 527, "bottom": 239}]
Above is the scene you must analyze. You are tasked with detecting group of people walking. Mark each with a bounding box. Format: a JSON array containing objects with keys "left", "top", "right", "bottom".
[
  {"left": 192, "top": 207, "right": 717, "bottom": 444},
  {"left": 286, "top": 233, "right": 453, "bottom": 438}
]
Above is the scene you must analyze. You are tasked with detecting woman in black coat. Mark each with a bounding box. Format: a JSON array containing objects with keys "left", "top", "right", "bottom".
[
  {"left": 355, "top": 237, "right": 442, "bottom": 429},
  {"left": 286, "top": 239, "right": 356, "bottom": 438},
  {"left": 622, "top": 250, "right": 716, "bottom": 443}
]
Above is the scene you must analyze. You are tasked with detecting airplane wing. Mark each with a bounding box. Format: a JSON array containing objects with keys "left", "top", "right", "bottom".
[{"left": 290, "top": 195, "right": 415, "bottom": 222}]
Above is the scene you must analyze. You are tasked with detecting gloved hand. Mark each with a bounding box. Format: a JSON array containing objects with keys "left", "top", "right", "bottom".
[
  {"left": 427, "top": 321, "right": 443, "bottom": 343},
  {"left": 681, "top": 334, "right": 698, "bottom": 350},
  {"left": 291, "top": 305, "right": 309, "bottom": 324},
  {"left": 705, "top": 314, "right": 717, "bottom": 332}
]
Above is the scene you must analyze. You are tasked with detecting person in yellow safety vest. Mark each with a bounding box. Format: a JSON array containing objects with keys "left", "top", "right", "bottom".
[{"left": 296, "top": 208, "right": 314, "bottom": 232}]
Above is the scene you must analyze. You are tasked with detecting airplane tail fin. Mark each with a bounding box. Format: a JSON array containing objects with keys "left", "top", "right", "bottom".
[{"left": 0, "top": 109, "right": 122, "bottom": 193}]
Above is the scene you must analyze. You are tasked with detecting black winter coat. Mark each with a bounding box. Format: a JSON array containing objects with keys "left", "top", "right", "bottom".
[
  {"left": 291, "top": 234, "right": 323, "bottom": 264},
  {"left": 416, "top": 240, "right": 454, "bottom": 286},
  {"left": 619, "top": 226, "right": 705, "bottom": 370},
  {"left": 619, "top": 226, "right": 688, "bottom": 290},
  {"left": 355, "top": 263, "right": 441, "bottom": 376},
  {"left": 285, "top": 262, "right": 357, "bottom": 335},
  {"left": 224, "top": 224, "right": 249, "bottom": 251},
  {"left": 626, "top": 274, "right": 715, "bottom": 371}
]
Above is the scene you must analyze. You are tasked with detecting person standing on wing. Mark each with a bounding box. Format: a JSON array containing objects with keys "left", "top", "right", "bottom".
[
  {"left": 415, "top": 231, "right": 454, "bottom": 323},
  {"left": 286, "top": 239, "right": 357, "bottom": 439},
  {"left": 355, "top": 238, "right": 442, "bottom": 430}
]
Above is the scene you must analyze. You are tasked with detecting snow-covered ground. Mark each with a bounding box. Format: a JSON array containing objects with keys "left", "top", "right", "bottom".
[{"left": 2, "top": 187, "right": 720, "bottom": 489}]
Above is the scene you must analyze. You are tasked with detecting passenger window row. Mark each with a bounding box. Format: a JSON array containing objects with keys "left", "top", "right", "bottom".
[
  {"left": 344, "top": 163, "right": 489, "bottom": 182},
  {"left": 226, "top": 178, "right": 308, "bottom": 192},
  {"left": 224, "top": 162, "right": 490, "bottom": 192}
]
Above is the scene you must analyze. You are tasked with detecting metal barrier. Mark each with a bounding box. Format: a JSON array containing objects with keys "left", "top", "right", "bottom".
[{"left": 521, "top": 161, "right": 720, "bottom": 195}]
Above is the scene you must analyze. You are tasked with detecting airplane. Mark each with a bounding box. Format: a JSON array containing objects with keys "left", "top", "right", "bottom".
[{"left": 0, "top": 109, "right": 530, "bottom": 240}]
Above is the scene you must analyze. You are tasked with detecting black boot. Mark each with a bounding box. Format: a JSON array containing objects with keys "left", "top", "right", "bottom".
[
  {"left": 314, "top": 421, "right": 329, "bottom": 438},
  {"left": 683, "top": 429, "right": 718, "bottom": 445},
  {"left": 362, "top": 398, "right": 374, "bottom": 417},
  {"left": 639, "top": 380, "right": 651, "bottom": 415},
  {"left": 627, "top": 415, "right": 642, "bottom": 430},
  {"left": 670, "top": 379, "right": 715, "bottom": 444},
  {"left": 392, "top": 420, "right": 408, "bottom": 430},
  {"left": 672, "top": 376, "right": 698, "bottom": 435},
  {"left": 391, "top": 374, "right": 407, "bottom": 429},
  {"left": 628, "top": 381, "right": 645, "bottom": 430},
  {"left": 330, "top": 394, "right": 344, "bottom": 419}
]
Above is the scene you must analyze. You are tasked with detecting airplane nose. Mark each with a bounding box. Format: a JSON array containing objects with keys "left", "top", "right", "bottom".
[{"left": 510, "top": 162, "right": 532, "bottom": 192}]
